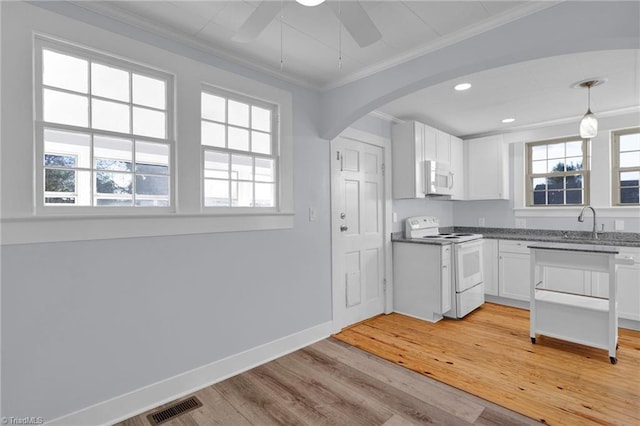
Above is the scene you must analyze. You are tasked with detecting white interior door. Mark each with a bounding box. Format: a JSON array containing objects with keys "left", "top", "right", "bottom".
[{"left": 331, "top": 135, "right": 386, "bottom": 330}]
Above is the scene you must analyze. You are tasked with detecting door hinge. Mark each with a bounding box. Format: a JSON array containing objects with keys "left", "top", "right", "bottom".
[{"left": 381, "top": 163, "right": 385, "bottom": 176}]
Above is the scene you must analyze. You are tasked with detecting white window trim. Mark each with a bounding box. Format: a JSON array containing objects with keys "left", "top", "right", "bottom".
[
  {"left": 1, "top": 29, "right": 294, "bottom": 245},
  {"left": 611, "top": 127, "right": 640, "bottom": 206}
]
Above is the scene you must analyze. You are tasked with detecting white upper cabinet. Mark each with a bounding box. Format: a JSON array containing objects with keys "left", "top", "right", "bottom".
[
  {"left": 391, "top": 120, "right": 463, "bottom": 199},
  {"left": 464, "top": 135, "right": 509, "bottom": 200}
]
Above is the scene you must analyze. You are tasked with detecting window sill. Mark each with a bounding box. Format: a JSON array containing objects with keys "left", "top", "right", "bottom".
[
  {"left": 0, "top": 211, "right": 295, "bottom": 245},
  {"left": 514, "top": 206, "right": 640, "bottom": 218}
]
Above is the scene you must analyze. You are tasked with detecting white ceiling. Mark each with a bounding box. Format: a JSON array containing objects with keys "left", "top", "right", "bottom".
[{"left": 72, "top": 1, "right": 639, "bottom": 138}]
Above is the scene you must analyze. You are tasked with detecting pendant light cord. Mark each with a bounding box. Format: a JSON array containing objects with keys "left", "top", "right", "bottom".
[
  {"left": 338, "top": 0, "right": 342, "bottom": 70},
  {"left": 280, "top": 0, "right": 284, "bottom": 71}
]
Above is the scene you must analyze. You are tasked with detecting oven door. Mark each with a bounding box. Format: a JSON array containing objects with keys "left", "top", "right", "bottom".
[{"left": 455, "top": 239, "right": 484, "bottom": 292}]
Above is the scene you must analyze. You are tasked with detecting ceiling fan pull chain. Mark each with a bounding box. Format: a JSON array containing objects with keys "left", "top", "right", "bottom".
[
  {"left": 338, "top": 0, "right": 342, "bottom": 70},
  {"left": 280, "top": 0, "right": 284, "bottom": 71}
]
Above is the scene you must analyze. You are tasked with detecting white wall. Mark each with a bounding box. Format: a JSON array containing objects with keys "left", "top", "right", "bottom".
[{"left": 1, "top": 2, "right": 331, "bottom": 421}]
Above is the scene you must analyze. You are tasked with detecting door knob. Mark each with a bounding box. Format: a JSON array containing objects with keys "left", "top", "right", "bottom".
[{"left": 340, "top": 225, "right": 348, "bottom": 232}]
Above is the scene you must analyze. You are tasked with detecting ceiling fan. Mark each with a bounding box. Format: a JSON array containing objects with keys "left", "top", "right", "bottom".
[{"left": 233, "top": 0, "right": 382, "bottom": 48}]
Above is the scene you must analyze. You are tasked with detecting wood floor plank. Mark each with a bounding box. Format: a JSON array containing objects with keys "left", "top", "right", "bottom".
[{"left": 333, "top": 303, "right": 640, "bottom": 426}]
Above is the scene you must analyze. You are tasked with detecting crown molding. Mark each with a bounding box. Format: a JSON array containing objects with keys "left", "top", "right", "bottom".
[{"left": 368, "top": 110, "right": 403, "bottom": 124}]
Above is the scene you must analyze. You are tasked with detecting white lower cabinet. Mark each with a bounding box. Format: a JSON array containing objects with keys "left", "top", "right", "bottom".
[
  {"left": 491, "top": 240, "right": 640, "bottom": 322},
  {"left": 498, "top": 240, "right": 531, "bottom": 301}
]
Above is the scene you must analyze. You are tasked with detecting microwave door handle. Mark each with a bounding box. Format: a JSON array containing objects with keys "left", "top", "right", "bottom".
[
  {"left": 449, "top": 171, "right": 454, "bottom": 189},
  {"left": 423, "top": 161, "right": 429, "bottom": 195}
]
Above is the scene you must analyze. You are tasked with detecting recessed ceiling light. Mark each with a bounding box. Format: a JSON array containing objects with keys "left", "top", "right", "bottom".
[
  {"left": 454, "top": 83, "right": 471, "bottom": 91},
  {"left": 501, "top": 118, "right": 515, "bottom": 123}
]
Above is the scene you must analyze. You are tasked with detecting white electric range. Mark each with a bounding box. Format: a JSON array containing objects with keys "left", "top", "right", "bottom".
[{"left": 403, "top": 216, "right": 485, "bottom": 319}]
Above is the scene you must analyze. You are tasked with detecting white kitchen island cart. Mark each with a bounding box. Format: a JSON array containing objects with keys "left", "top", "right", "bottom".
[{"left": 528, "top": 242, "right": 631, "bottom": 364}]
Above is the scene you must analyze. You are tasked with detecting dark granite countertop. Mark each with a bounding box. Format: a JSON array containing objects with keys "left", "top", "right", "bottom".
[{"left": 447, "top": 226, "right": 640, "bottom": 248}]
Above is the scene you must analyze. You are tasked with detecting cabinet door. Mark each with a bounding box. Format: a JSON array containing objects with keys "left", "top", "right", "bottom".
[
  {"left": 436, "top": 130, "right": 451, "bottom": 164},
  {"left": 617, "top": 264, "right": 640, "bottom": 321},
  {"left": 450, "top": 136, "right": 464, "bottom": 200},
  {"left": 423, "top": 124, "right": 436, "bottom": 162},
  {"left": 542, "top": 267, "right": 590, "bottom": 295},
  {"left": 499, "top": 252, "right": 530, "bottom": 301},
  {"left": 465, "top": 135, "right": 508, "bottom": 200},
  {"left": 483, "top": 239, "right": 499, "bottom": 296}
]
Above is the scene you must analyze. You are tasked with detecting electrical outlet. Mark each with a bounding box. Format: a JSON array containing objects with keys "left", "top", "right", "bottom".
[
  {"left": 392, "top": 212, "right": 398, "bottom": 223},
  {"left": 516, "top": 218, "right": 526, "bottom": 228},
  {"left": 615, "top": 220, "right": 624, "bottom": 231},
  {"left": 478, "top": 217, "right": 485, "bottom": 226}
]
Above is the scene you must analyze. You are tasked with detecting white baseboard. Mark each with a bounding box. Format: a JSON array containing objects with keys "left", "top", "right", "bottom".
[{"left": 46, "top": 321, "right": 333, "bottom": 425}]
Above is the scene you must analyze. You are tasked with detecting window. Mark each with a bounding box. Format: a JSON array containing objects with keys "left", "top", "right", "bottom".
[
  {"left": 201, "top": 87, "right": 277, "bottom": 209},
  {"left": 526, "top": 137, "right": 589, "bottom": 206},
  {"left": 612, "top": 128, "right": 640, "bottom": 205},
  {"left": 35, "top": 38, "right": 173, "bottom": 209}
]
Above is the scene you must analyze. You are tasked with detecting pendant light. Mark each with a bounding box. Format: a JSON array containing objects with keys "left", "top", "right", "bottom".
[
  {"left": 296, "top": 0, "right": 325, "bottom": 6},
  {"left": 576, "top": 79, "right": 605, "bottom": 139}
]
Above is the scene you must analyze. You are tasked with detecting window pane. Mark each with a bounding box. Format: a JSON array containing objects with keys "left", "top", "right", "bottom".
[
  {"left": 133, "top": 107, "right": 165, "bottom": 138},
  {"left": 620, "top": 171, "right": 640, "bottom": 187},
  {"left": 532, "top": 177, "right": 546, "bottom": 191},
  {"left": 565, "top": 157, "right": 583, "bottom": 171},
  {"left": 232, "top": 181, "right": 253, "bottom": 207},
  {"left": 566, "top": 190, "right": 582, "bottom": 204},
  {"left": 202, "top": 93, "right": 225, "bottom": 122},
  {"left": 204, "top": 151, "right": 229, "bottom": 179},
  {"left": 255, "top": 182, "right": 274, "bottom": 207},
  {"left": 45, "top": 197, "right": 76, "bottom": 204},
  {"left": 531, "top": 145, "right": 546, "bottom": 161},
  {"left": 619, "top": 133, "right": 640, "bottom": 152},
  {"left": 531, "top": 160, "right": 546, "bottom": 174},
  {"left": 94, "top": 136, "right": 132, "bottom": 171},
  {"left": 133, "top": 74, "right": 165, "bottom": 109},
  {"left": 548, "top": 190, "right": 564, "bottom": 204},
  {"left": 620, "top": 187, "right": 639, "bottom": 204},
  {"left": 255, "top": 158, "right": 274, "bottom": 182},
  {"left": 44, "top": 89, "right": 88, "bottom": 127},
  {"left": 202, "top": 121, "right": 226, "bottom": 147},
  {"left": 547, "top": 176, "right": 564, "bottom": 190},
  {"left": 533, "top": 191, "right": 546, "bottom": 205},
  {"left": 620, "top": 151, "right": 640, "bottom": 168},
  {"left": 232, "top": 155, "right": 253, "bottom": 180},
  {"left": 135, "top": 199, "right": 169, "bottom": 207},
  {"left": 91, "top": 63, "right": 129, "bottom": 102},
  {"left": 565, "top": 141, "right": 583, "bottom": 157},
  {"left": 252, "top": 131, "right": 271, "bottom": 154},
  {"left": 92, "top": 99, "right": 130, "bottom": 133},
  {"left": 95, "top": 172, "right": 132, "bottom": 194},
  {"left": 44, "top": 128, "right": 91, "bottom": 168},
  {"left": 136, "top": 141, "right": 169, "bottom": 174},
  {"left": 251, "top": 106, "right": 271, "bottom": 132},
  {"left": 135, "top": 175, "right": 168, "bottom": 196},
  {"left": 204, "top": 179, "right": 229, "bottom": 206},
  {"left": 43, "top": 50, "right": 88, "bottom": 93},
  {"left": 45, "top": 169, "right": 75, "bottom": 192},
  {"left": 228, "top": 100, "right": 249, "bottom": 127},
  {"left": 548, "top": 160, "right": 565, "bottom": 173},
  {"left": 566, "top": 175, "right": 583, "bottom": 189},
  {"left": 547, "top": 143, "right": 564, "bottom": 159},
  {"left": 229, "top": 127, "right": 249, "bottom": 151}
]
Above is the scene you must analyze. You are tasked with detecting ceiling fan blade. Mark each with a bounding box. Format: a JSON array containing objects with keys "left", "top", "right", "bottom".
[
  {"left": 328, "top": 1, "right": 382, "bottom": 48},
  {"left": 233, "top": 1, "right": 281, "bottom": 43}
]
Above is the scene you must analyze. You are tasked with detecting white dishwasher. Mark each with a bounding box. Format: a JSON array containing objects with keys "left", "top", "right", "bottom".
[{"left": 393, "top": 242, "right": 452, "bottom": 323}]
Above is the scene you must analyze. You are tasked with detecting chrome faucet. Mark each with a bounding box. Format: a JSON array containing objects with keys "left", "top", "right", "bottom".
[{"left": 578, "top": 205, "right": 598, "bottom": 240}]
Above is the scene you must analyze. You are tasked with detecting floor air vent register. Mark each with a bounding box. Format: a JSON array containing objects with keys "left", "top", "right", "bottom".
[{"left": 146, "top": 396, "right": 203, "bottom": 425}]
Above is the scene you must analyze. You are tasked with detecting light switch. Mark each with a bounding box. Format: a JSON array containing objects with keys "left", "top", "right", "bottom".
[
  {"left": 309, "top": 207, "right": 317, "bottom": 222},
  {"left": 392, "top": 212, "right": 398, "bottom": 223},
  {"left": 478, "top": 217, "right": 485, "bottom": 226},
  {"left": 615, "top": 220, "right": 624, "bottom": 231}
]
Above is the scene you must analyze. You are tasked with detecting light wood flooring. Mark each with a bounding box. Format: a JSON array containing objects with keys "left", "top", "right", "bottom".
[
  {"left": 117, "top": 337, "right": 537, "bottom": 426},
  {"left": 333, "top": 303, "right": 640, "bottom": 426}
]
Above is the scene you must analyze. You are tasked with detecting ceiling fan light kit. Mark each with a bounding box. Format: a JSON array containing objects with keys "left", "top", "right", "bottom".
[
  {"left": 296, "top": 0, "right": 326, "bottom": 6},
  {"left": 574, "top": 78, "right": 606, "bottom": 139}
]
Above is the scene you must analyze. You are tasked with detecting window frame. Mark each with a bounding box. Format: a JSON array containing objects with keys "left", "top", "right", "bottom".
[
  {"left": 34, "top": 36, "right": 175, "bottom": 215},
  {"left": 611, "top": 127, "right": 640, "bottom": 206},
  {"left": 200, "top": 84, "right": 280, "bottom": 213},
  {"left": 525, "top": 136, "right": 590, "bottom": 207}
]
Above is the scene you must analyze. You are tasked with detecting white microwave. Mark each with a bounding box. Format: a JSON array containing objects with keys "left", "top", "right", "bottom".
[{"left": 424, "top": 160, "right": 453, "bottom": 196}]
